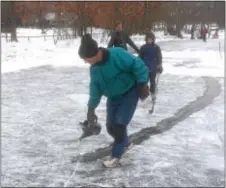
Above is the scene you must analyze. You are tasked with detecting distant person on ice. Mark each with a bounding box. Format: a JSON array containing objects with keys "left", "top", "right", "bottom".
[
  {"left": 200, "top": 24, "right": 208, "bottom": 42},
  {"left": 139, "top": 31, "right": 163, "bottom": 102},
  {"left": 191, "top": 24, "right": 195, "bottom": 40},
  {"left": 78, "top": 34, "right": 149, "bottom": 168},
  {"left": 108, "top": 21, "right": 140, "bottom": 54}
]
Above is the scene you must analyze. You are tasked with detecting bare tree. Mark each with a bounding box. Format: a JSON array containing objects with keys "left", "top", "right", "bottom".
[
  {"left": 10, "top": 2, "right": 18, "bottom": 42},
  {"left": 1, "top": 1, "right": 18, "bottom": 42}
]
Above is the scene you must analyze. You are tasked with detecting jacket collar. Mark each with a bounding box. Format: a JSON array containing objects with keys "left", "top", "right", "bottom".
[{"left": 96, "top": 47, "right": 109, "bottom": 65}]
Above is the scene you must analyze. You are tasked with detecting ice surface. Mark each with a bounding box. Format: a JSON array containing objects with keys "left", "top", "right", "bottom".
[{"left": 1, "top": 28, "right": 224, "bottom": 187}]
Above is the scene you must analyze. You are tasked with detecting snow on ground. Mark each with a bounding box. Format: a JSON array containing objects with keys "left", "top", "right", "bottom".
[
  {"left": 2, "top": 28, "right": 224, "bottom": 78},
  {"left": 162, "top": 39, "right": 224, "bottom": 77},
  {"left": 1, "top": 28, "right": 225, "bottom": 187}
]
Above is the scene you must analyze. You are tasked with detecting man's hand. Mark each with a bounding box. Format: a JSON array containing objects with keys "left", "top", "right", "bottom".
[
  {"left": 87, "top": 107, "right": 97, "bottom": 124},
  {"left": 138, "top": 84, "right": 150, "bottom": 100},
  {"left": 157, "top": 65, "right": 163, "bottom": 74}
]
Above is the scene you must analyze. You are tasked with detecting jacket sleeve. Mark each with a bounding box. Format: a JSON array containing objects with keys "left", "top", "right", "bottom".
[
  {"left": 107, "top": 32, "right": 116, "bottom": 48},
  {"left": 156, "top": 45, "right": 162, "bottom": 66},
  {"left": 116, "top": 48, "right": 149, "bottom": 84},
  {"left": 126, "top": 34, "right": 140, "bottom": 53},
  {"left": 88, "top": 69, "right": 102, "bottom": 109}
]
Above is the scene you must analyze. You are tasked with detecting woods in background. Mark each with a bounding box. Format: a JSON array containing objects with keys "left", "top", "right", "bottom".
[{"left": 1, "top": 1, "right": 225, "bottom": 41}]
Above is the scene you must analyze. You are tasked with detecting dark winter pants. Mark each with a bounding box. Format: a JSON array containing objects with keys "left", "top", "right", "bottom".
[
  {"left": 191, "top": 32, "right": 194, "bottom": 39},
  {"left": 106, "top": 85, "right": 139, "bottom": 158},
  {"left": 149, "top": 71, "right": 157, "bottom": 94},
  {"left": 203, "top": 34, "right": 207, "bottom": 42}
]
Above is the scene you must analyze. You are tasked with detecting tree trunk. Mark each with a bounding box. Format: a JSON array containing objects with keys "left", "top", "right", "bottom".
[
  {"left": 176, "top": 3, "right": 183, "bottom": 39},
  {"left": 113, "top": 1, "right": 120, "bottom": 29},
  {"left": 143, "top": 2, "right": 148, "bottom": 30},
  {"left": 10, "top": 2, "right": 18, "bottom": 42},
  {"left": 78, "top": 2, "right": 86, "bottom": 36},
  {"left": 38, "top": 10, "right": 46, "bottom": 34}
]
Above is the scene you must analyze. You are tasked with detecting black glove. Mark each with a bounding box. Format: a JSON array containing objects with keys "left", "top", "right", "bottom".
[
  {"left": 138, "top": 83, "right": 150, "bottom": 100},
  {"left": 87, "top": 108, "right": 97, "bottom": 125},
  {"left": 136, "top": 48, "right": 140, "bottom": 54},
  {"left": 157, "top": 65, "right": 163, "bottom": 74}
]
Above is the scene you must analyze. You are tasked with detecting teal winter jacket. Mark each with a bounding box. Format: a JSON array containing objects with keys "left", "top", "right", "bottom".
[{"left": 88, "top": 47, "right": 149, "bottom": 108}]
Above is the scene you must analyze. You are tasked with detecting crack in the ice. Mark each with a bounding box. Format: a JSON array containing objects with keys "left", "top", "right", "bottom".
[{"left": 72, "top": 77, "right": 221, "bottom": 163}]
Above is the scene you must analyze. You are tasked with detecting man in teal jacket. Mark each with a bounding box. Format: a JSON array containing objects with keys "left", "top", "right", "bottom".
[{"left": 78, "top": 34, "right": 149, "bottom": 168}]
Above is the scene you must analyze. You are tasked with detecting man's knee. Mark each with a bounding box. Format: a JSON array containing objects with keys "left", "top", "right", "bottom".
[{"left": 112, "top": 125, "right": 125, "bottom": 144}]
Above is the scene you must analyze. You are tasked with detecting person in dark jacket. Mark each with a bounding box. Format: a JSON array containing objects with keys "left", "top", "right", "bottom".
[
  {"left": 139, "top": 31, "right": 163, "bottom": 101},
  {"left": 200, "top": 24, "right": 208, "bottom": 42},
  {"left": 191, "top": 24, "right": 195, "bottom": 39},
  {"left": 108, "top": 21, "right": 140, "bottom": 54},
  {"left": 78, "top": 34, "right": 149, "bottom": 168}
]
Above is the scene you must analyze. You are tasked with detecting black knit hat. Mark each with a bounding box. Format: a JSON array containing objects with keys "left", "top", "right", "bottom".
[
  {"left": 78, "top": 34, "right": 98, "bottom": 59},
  {"left": 145, "top": 31, "right": 156, "bottom": 42}
]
